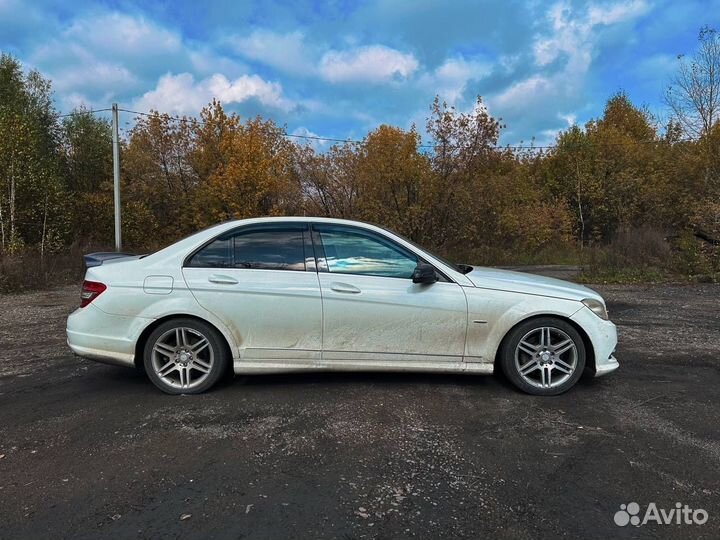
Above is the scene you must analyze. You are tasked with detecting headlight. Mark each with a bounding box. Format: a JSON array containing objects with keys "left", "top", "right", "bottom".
[{"left": 582, "top": 298, "right": 608, "bottom": 320}]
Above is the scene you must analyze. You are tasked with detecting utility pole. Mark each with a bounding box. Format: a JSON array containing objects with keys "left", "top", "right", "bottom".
[{"left": 112, "top": 103, "right": 122, "bottom": 251}]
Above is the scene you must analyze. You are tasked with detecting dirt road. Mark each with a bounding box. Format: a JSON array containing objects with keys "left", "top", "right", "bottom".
[{"left": 1, "top": 283, "right": 719, "bottom": 538}]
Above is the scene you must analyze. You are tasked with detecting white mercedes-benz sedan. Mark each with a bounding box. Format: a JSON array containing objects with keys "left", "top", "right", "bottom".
[{"left": 66, "top": 217, "right": 618, "bottom": 395}]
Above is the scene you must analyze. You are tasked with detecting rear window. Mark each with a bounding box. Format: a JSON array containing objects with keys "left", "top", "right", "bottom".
[
  {"left": 187, "top": 228, "right": 306, "bottom": 271},
  {"left": 187, "top": 236, "right": 233, "bottom": 268}
]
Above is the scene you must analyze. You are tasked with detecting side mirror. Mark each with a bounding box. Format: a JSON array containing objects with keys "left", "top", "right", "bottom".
[{"left": 412, "top": 262, "right": 439, "bottom": 284}]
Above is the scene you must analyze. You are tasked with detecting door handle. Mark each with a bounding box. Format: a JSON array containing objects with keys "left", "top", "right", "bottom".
[
  {"left": 330, "top": 282, "right": 361, "bottom": 294},
  {"left": 208, "top": 274, "right": 238, "bottom": 285}
]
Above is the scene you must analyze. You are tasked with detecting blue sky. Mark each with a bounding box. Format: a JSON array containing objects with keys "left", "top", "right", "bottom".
[{"left": 1, "top": 0, "right": 719, "bottom": 145}]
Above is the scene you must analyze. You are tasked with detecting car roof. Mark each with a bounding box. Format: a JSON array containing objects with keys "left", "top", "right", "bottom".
[
  {"left": 140, "top": 215, "right": 474, "bottom": 287},
  {"left": 222, "top": 216, "right": 375, "bottom": 226}
]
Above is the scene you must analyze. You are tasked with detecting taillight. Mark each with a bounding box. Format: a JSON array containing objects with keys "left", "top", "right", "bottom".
[{"left": 80, "top": 280, "right": 107, "bottom": 308}]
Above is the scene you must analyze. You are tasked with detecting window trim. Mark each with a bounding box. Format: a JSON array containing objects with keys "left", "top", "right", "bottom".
[
  {"left": 183, "top": 222, "right": 311, "bottom": 271},
  {"left": 310, "top": 223, "right": 450, "bottom": 282}
]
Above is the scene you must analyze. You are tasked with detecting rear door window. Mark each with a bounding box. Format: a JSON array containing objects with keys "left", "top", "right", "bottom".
[{"left": 187, "top": 227, "right": 306, "bottom": 271}]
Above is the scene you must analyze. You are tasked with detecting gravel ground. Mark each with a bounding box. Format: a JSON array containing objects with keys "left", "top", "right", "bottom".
[{"left": 0, "top": 282, "right": 719, "bottom": 539}]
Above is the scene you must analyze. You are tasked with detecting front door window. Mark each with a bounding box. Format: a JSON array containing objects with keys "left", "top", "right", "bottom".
[{"left": 316, "top": 228, "right": 417, "bottom": 279}]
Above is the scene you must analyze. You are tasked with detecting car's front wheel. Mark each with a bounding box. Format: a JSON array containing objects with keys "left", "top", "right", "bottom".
[
  {"left": 144, "top": 318, "right": 229, "bottom": 394},
  {"left": 500, "top": 317, "right": 586, "bottom": 396}
]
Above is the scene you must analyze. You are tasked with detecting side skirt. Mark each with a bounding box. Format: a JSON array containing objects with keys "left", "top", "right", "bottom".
[{"left": 233, "top": 359, "right": 494, "bottom": 375}]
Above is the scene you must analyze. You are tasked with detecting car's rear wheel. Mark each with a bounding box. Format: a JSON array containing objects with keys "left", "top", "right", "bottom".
[
  {"left": 143, "top": 318, "right": 228, "bottom": 394},
  {"left": 500, "top": 317, "right": 585, "bottom": 396}
]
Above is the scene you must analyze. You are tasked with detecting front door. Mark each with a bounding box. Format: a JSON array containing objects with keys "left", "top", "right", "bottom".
[
  {"left": 182, "top": 223, "right": 322, "bottom": 362},
  {"left": 312, "top": 224, "right": 468, "bottom": 363}
]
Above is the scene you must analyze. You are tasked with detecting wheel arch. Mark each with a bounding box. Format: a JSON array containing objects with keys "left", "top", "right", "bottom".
[
  {"left": 134, "top": 314, "right": 234, "bottom": 371},
  {"left": 492, "top": 313, "right": 596, "bottom": 373}
]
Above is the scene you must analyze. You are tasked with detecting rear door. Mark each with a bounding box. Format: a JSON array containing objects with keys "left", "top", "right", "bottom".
[
  {"left": 182, "top": 222, "right": 322, "bottom": 362},
  {"left": 312, "top": 224, "right": 468, "bottom": 363}
]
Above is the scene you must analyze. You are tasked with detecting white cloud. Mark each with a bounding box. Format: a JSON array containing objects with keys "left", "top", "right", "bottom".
[
  {"left": 63, "top": 12, "right": 181, "bottom": 57},
  {"left": 494, "top": 0, "right": 651, "bottom": 142},
  {"left": 23, "top": 10, "right": 287, "bottom": 117},
  {"left": 559, "top": 112, "right": 577, "bottom": 126},
  {"left": 588, "top": 0, "right": 650, "bottom": 25},
  {"left": 44, "top": 46, "right": 138, "bottom": 92},
  {"left": 290, "top": 126, "right": 328, "bottom": 150},
  {"left": 133, "top": 72, "right": 294, "bottom": 115},
  {"left": 4, "top": 0, "right": 663, "bottom": 144},
  {"left": 62, "top": 92, "right": 95, "bottom": 111},
  {"left": 420, "top": 56, "right": 490, "bottom": 104},
  {"left": 533, "top": 0, "right": 649, "bottom": 69},
  {"left": 494, "top": 75, "right": 554, "bottom": 111},
  {"left": 232, "top": 29, "right": 314, "bottom": 75},
  {"left": 27, "top": 11, "right": 191, "bottom": 109},
  {"left": 319, "top": 45, "right": 419, "bottom": 84}
]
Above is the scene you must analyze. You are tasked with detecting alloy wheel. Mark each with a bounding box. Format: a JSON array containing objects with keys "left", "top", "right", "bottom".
[
  {"left": 150, "top": 327, "right": 215, "bottom": 391},
  {"left": 514, "top": 326, "right": 578, "bottom": 389}
]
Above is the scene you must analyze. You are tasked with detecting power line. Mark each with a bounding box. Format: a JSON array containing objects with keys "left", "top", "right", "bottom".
[
  {"left": 117, "top": 107, "right": 551, "bottom": 149},
  {"left": 57, "top": 108, "right": 112, "bottom": 119},
  {"left": 118, "top": 107, "right": 365, "bottom": 144},
  {"left": 113, "top": 106, "right": 699, "bottom": 151},
  {"left": 52, "top": 105, "right": 703, "bottom": 150}
]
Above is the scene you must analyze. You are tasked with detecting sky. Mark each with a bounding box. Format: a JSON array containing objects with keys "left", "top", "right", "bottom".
[{"left": 1, "top": 0, "right": 719, "bottom": 146}]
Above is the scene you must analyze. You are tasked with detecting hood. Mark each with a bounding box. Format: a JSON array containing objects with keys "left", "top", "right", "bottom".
[{"left": 465, "top": 266, "right": 602, "bottom": 302}]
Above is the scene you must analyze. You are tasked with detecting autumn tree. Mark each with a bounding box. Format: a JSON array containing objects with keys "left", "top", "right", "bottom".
[
  {"left": 193, "top": 103, "right": 301, "bottom": 226},
  {"left": 2, "top": 50, "right": 719, "bottom": 284},
  {"left": 58, "top": 109, "right": 115, "bottom": 243},
  {"left": 123, "top": 112, "right": 197, "bottom": 242},
  {"left": 540, "top": 94, "right": 665, "bottom": 246},
  {"left": 0, "top": 54, "right": 66, "bottom": 253},
  {"left": 60, "top": 109, "right": 112, "bottom": 193},
  {"left": 425, "top": 96, "right": 515, "bottom": 254},
  {"left": 354, "top": 125, "right": 434, "bottom": 242},
  {"left": 295, "top": 143, "right": 361, "bottom": 218},
  {"left": 494, "top": 150, "right": 574, "bottom": 257},
  {"left": 586, "top": 94, "right": 658, "bottom": 232}
]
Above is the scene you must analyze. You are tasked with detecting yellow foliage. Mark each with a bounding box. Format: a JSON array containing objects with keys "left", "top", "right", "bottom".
[
  {"left": 498, "top": 200, "right": 574, "bottom": 251},
  {"left": 196, "top": 115, "right": 300, "bottom": 225}
]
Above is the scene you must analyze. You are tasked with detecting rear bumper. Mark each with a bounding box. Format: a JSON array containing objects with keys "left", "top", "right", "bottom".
[
  {"left": 66, "top": 341, "right": 135, "bottom": 367},
  {"left": 66, "top": 304, "right": 152, "bottom": 368}
]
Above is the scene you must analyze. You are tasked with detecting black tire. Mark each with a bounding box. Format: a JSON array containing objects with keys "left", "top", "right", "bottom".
[
  {"left": 499, "top": 317, "right": 586, "bottom": 396},
  {"left": 143, "top": 318, "right": 229, "bottom": 395}
]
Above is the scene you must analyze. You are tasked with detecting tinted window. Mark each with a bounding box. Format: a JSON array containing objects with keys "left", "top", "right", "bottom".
[
  {"left": 188, "top": 229, "right": 306, "bottom": 271},
  {"left": 234, "top": 230, "right": 305, "bottom": 270},
  {"left": 187, "top": 236, "right": 232, "bottom": 268},
  {"left": 318, "top": 229, "right": 417, "bottom": 278}
]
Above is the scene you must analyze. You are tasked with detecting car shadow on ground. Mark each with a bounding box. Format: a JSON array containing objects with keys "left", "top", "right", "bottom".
[{"left": 92, "top": 360, "right": 605, "bottom": 397}]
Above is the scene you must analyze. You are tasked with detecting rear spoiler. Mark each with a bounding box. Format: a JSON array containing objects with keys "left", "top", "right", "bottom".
[{"left": 84, "top": 252, "right": 136, "bottom": 268}]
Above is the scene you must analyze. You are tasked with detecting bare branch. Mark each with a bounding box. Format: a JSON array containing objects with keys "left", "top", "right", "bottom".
[{"left": 665, "top": 26, "right": 720, "bottom": 136}]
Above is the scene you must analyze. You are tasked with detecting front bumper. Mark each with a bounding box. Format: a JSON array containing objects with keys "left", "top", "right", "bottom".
[
  {"left": 570, "top": 306, "right": 619, "bottom": 378},
  {"left": 595, "top": 354, "right": 619, "bottom": 377}
]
